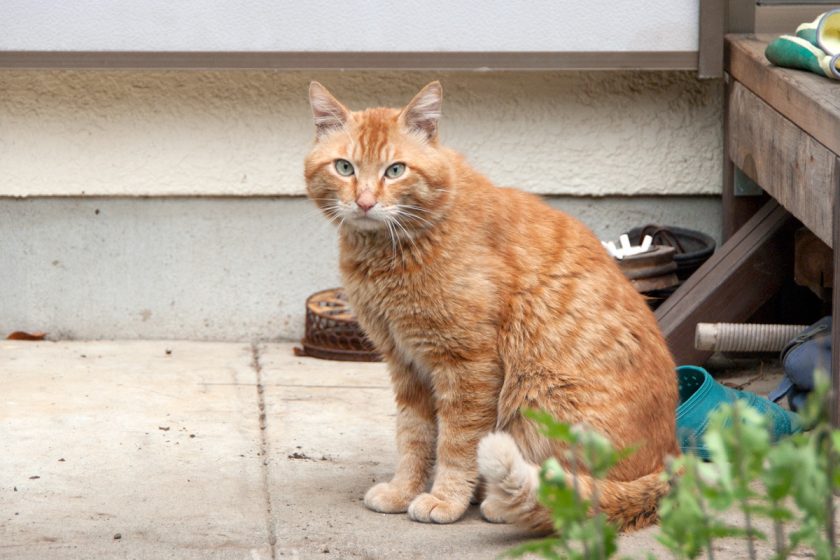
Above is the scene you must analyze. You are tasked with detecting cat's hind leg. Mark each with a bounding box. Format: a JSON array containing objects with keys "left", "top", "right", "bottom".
[
  {"left": 478, "top": 432, "right": 670, "bottom": 533},
  {"left": 476, "top": 432, "right": 551, "bottom": 530}
]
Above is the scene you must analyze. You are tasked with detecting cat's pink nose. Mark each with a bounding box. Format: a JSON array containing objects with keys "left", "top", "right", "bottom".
[{"left": 356, "top": 191, "right": 377, "bottom": 212}]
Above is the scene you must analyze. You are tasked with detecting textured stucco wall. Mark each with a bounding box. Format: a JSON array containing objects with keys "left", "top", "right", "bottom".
[
  {"left": 0, "top": 69, "right": 724, "bottom": 341},
  {"left": 0, "top": 71, "right": 722, "bottom": 198}
]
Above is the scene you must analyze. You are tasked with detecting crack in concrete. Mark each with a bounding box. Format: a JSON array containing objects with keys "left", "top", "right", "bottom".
[
  {"left": 201, "top": 382, "right": 389, "bottom": 390},
  {"left": 251, "top": 343, "right": 277, "bottom": 560}
]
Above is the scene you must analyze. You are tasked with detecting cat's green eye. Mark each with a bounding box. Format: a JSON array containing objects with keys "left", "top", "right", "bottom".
[
  {"left": 385, "top": 162, "right": 406, "bottom": 179},
  {"left": 334, "top": 159, "right": 355, "bottom": 177}
]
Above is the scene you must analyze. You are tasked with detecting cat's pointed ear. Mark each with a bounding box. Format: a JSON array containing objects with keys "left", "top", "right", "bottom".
[
  {"left": 399, "top": 81, "right": 442, "bottom": 140},
  {"left": 309, "top": 81, "right": 350, "bottom": 138}
]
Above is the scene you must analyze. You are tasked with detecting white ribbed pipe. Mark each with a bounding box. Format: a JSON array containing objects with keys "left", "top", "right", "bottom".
[{"left": 695, "top": 323, "right": 808, "bottom": 352}]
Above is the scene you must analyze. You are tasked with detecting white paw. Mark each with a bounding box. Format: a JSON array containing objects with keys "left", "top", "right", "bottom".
[
  {"left": 479, "top": 497, "right": 510, "bottom": 524},
  {"left": 364, "top": 482, "right": 414, "bottom": 513},
  {"left": 477, "top": 432, "right": 520, "bottom": 483},
  {"left": 407, "top": 493, "right": 467, "bottom": 524}
]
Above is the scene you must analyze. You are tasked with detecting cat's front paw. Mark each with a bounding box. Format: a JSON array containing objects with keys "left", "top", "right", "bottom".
[
  {"left": 407, "top": 492, "right": 468, "bottom": 524},
  {"left": 364, "top": 482, "right": 417, "bottom": 513}
]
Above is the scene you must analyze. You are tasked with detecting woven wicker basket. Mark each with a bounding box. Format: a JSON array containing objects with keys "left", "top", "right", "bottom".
[{"left": 294, "top": 288, "right": 381, "bottom": 362}]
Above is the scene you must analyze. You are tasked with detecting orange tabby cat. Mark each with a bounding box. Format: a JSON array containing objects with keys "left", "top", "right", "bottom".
[{"left": 304, "top": 81, "right": 679, "bottom": 532}]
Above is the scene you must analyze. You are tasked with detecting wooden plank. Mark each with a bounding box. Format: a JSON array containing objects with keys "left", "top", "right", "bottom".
[
  {"left": 728, "top": 0, "right": 756, "bottom": 33},
  {"left": 0, "top": 50, "right": 700, "bottom": 71},
  {"left": 699, "top": 0, "right": 726, "bottom": 78},
  {"left": 755, "top": 5, "right": 835, "bottom": 35},
  {"left": 727, "top": 34, "right": 840, "bottom": 158},
  {"left": 794, "top": 228, "right": 833, "bottom": 299},
  {"left": 721, "top": 163, "right": 768, "bottom": 241},
  {"left": 728, "top": 81, "right": 834, "bottom": 245},
  {"left": 832, "top": 157, "right": 840, "bottom": 427},
  {"left": 722, "top": 76, "right": 768, "bottom": 241},
  {"left": 656, "top": 200, "right": 796, "bottom": 366},
  {"left": 760, "top": 0, "right": 840, "bottom": 4}
]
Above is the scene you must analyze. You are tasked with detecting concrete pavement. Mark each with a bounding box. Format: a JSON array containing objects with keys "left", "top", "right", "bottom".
[
  {"left": 1, "top": 341, "right": 531, "bottom": 559},
  {"left": 1, "top": 341, "right": 788, "bottom": 559}
]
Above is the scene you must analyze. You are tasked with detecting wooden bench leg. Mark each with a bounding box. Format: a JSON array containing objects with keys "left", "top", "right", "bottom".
[
  {"left": 832, "top": 159, "right": 840, "bottom": 427},
  {"left": 722, "top": 78, "right": 767, "bottom": 242},
  {"left": 655, "top": 200, "right": 797, "bottom": 366}
]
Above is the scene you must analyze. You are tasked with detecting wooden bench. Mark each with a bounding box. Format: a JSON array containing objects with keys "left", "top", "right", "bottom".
[{"left": 655, "top": 33, "right": 840, "bottom": 417}]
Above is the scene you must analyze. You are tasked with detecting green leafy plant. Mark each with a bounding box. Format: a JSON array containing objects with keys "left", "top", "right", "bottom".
[
  {"left": 506, "top": 371, "right": 840, "bottom": 560},
  {"left": 504, "top": 409, "right": 631, "bottom": 560}
]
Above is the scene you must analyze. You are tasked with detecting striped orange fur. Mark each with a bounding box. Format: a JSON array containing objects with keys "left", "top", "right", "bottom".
[{"left": 304, "top": 81, "right": 679, "bottom": 531}]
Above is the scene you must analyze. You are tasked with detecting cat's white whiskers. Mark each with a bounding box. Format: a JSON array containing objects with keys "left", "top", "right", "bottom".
[
  {"left": 392, "top": 218, "right": 410, "bottom": 266},
  {"left": 391, "top": 215, "right": 420, "bottom": 257},
  {"left": 397, "top": 204, "right": 432, "bottom": 213},
  {"left": 320, "top": 206, "right": 342, "bottom": 219},
  {"left": 388, "top": 215, "right": 413, "bottom": 267},
  {"left": 397, "top": 204, "right": 436, "bottom": 221},
  {"left": 318, "top": 201, "right": 354, "bottom": 227},
  {"left": 384, "top": 216, "right": 398, "bottom": 267},
  {"left": 394, "top": 208, "right": 434, "bottom": 229},
  {"left": 323, "top": 213, "right": 342, "bottom": 227},
  {"left": 319, "top": 204, "right": 353, "bottom": 232}
]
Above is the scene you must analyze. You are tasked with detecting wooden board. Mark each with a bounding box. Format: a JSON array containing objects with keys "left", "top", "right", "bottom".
[
  {"left": 728, "top": 81, "right": 834, "bottom": 246},
  {"left": 755, "top": 5, "right": 837, "bottom": 34},
  {"left": 794, "top": 228, "right": 833, "bottom": 299},
  {"left": 833, "top": 157, "right": 840, "bottom": 427},
  {"left": 0, "top": 50, "right": 699, "bottom": 71},
  {"left": 727, "top": 35, "right": 840, "bottom": 159},
  {"left": 656, "top": 200, "right": 796, "bottom": 366},
  {"left": 698, "top": 0, "right": 726, "bottom": 78},
  {"left": 722, "top": 77, "right": 768, "bottom": 241}
]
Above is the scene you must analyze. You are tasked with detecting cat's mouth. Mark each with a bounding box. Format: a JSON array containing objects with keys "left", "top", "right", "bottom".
[{"left": 348, "top": 212, "right": 387, "bottom": 231}]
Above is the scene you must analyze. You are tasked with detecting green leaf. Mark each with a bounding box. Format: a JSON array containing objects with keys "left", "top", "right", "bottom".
[
  {"left": 799, "top": 369, "right": 831, "bottom": 428},
  {"left": 522, "top": 408, "right": 576, "bottom": 443},
  {"left": 762, "top": 440, "right": 798, "bottom": 501}
]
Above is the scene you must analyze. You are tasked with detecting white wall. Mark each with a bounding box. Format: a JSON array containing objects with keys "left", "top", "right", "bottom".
[
  {"left": 1, "top": 0, "right": 698, "bottom": 53},
  {"left": 0, "top": 196, "right": 720, "bottom": 342},
  {"left": 0, "top": 71, "right": 722, "bottom": 197}
]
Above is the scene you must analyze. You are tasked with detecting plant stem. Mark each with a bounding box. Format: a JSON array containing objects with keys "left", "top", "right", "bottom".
[
  {"left": 692, "top": 457, "right": 715, "bottom": 560},
  {"left": 591, "top": 480, "right": 604, "bottom": 560},
  {"left": 731, "top": 405, "right": 757, "bottom": 560},
  {"left": 740, "top": 486, "right": 757, "bottom": 559},
  {"left": 686, "top": 432, "right": 715, "bottom": 560},
  {"left": 830, "top": 357, "right": 840, "bottom": 560},
  {"left": 771, "top": 500, "right": 785, "bottom": 560},
  {"left": 824, "top": 427, "right": 836, "bottom": 560},
  {"left": 569, "top": 448, "right": 590, "bottom": 560}
]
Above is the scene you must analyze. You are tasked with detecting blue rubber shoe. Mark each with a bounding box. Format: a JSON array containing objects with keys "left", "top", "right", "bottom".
[{"left": 676, "top": 365, "right": 803, "bottom": 460}]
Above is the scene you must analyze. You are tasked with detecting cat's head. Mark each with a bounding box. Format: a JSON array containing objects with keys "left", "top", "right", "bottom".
[{"left": 304, "top": 81, "right": 453, "bottom": 234}]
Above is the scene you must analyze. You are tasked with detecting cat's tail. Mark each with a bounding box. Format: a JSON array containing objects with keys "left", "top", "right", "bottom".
[{"left": 477, "top": 432, "right": 668, "bottom": 533}]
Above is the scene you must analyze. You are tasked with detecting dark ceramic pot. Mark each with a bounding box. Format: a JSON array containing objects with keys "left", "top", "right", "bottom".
[{"left": 625, "top": 225, "right": 716, "bottom": 281}]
